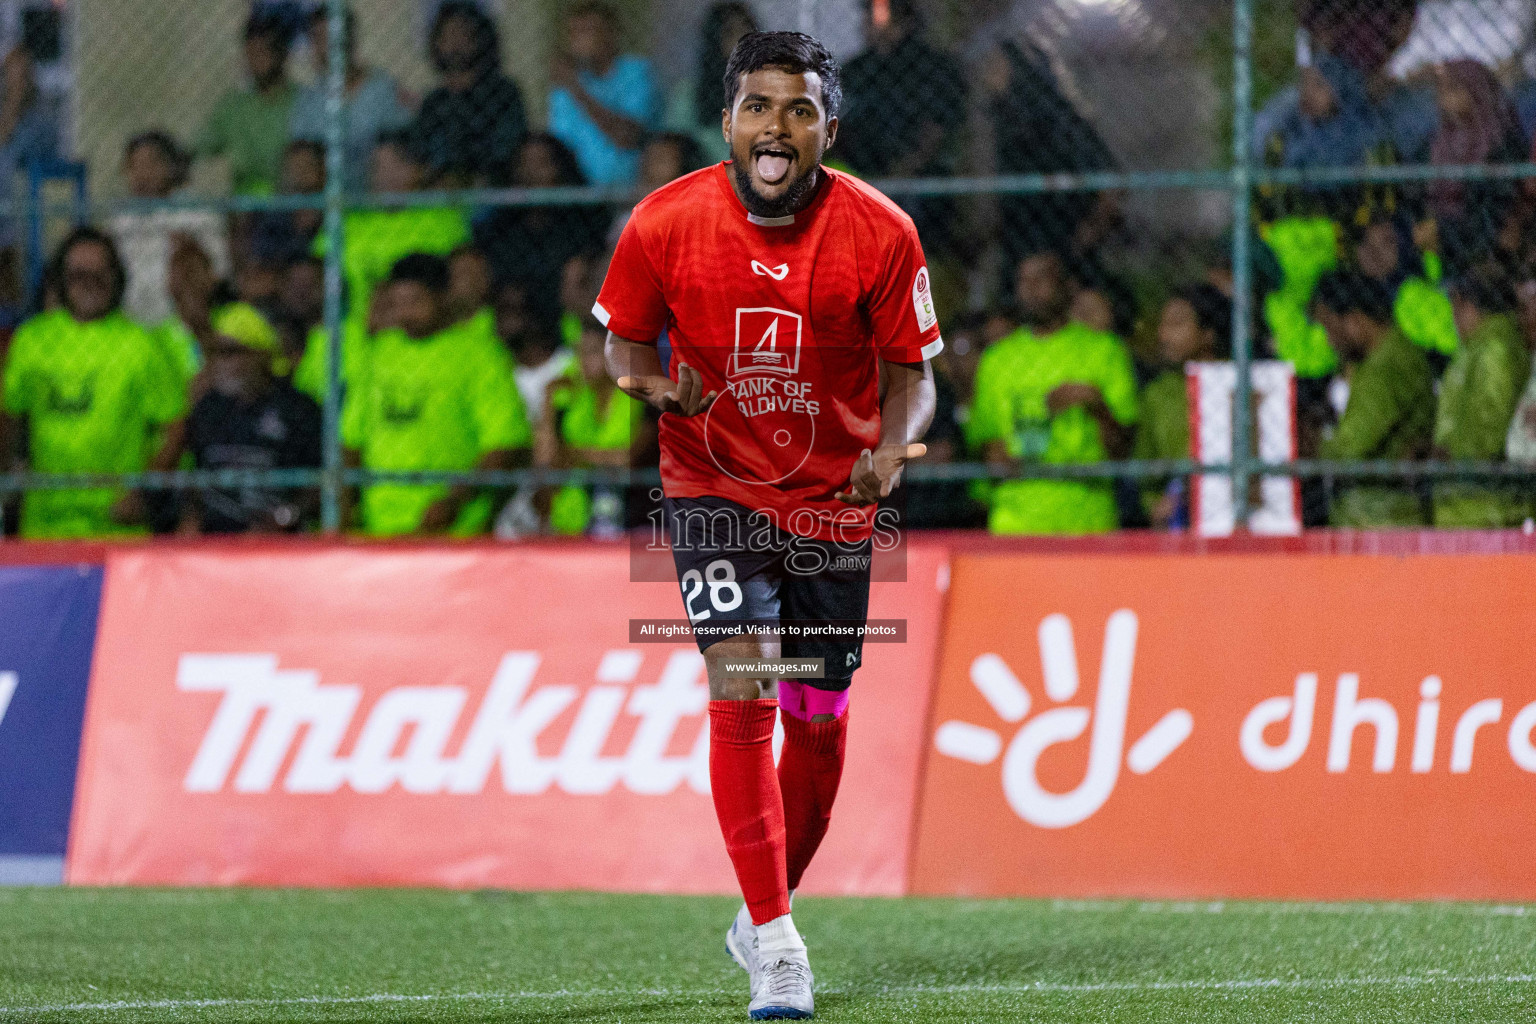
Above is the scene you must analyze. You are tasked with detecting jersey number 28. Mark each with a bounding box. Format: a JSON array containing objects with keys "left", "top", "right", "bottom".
[{"left": 681, "top": 559, "right": 744, "bottom": 621}]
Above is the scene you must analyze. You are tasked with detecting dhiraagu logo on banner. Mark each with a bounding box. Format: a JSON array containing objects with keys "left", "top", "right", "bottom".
[
  {"left": 933, "top": 611, "right": 1193, "bottom": 828},
  {"left": 912, "top": 552, "right": 1536, "bottom": 902}
]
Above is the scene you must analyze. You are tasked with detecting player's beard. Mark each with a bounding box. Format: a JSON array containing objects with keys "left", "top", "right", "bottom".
[{"left": 731, "top": 156, "right": 823, "bottom": 220}]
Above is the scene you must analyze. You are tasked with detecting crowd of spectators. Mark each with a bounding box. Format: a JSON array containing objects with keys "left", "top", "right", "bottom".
[{"left": 3, "top": 0, "right": 1536, "bottom": 541}]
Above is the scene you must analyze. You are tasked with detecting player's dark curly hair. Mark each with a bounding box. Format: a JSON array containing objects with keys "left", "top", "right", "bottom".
[{"left": 723, "top": 31, "right": 841, "bottom": 120}]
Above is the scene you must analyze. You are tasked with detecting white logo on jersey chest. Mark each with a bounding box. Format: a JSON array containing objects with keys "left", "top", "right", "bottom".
[
  {"left": 751, "top": 260, "right": 789, "bottom": 281},
  {"left": 731, "top": 307, "right": 801, "bottom": 377}
]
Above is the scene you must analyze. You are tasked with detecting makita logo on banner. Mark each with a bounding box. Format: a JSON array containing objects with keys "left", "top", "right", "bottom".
[
  {"left": 178, "top": 650, "right": 714, "bottom": 796},
  {"left": 68, "top": 546, "right": 945, "bottom": 891}
]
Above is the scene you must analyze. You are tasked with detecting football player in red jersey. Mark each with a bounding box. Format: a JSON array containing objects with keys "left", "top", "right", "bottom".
[{"left": 597, "top": 31, "right": 939, "bottom": 1020}]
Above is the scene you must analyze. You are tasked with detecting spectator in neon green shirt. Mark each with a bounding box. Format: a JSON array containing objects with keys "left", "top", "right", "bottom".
[
  {"left": 1134, "top": 284, "right": 1233, "bottom": 528},
  {"left": 317, "top": 132, "right": 471, "bottom": 339},
  {"left": 341, "top": 254, "right": 530, "bottom": 536},
  {"left": 1314, "top": 272, "right": 1434, "bottom": 527},
  {"left": 1, "top": 228, "right": 188, "bottom": 538},
  {"left": 195, "top": 11, "right": 297, "bottom": 197},
  {"left": 967, "top": 250, "right": 1139, "bottom": 535},
  {"left": 1433, "top": 269, "right": 1531, "bottom": 527},
  {"left": 538, "top": 320, "right": 649, "bottom": 536},
  {"left": 1260, "top": 215, "right": 1459, "bottom": 381}
]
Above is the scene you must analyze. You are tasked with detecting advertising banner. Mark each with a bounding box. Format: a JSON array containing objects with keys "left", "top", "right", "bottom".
[
  {"left": 68, "top": 543, "right": 947, "bottom": 893},
  {"left": 912, "top": 553, "right": 1536, "bottom": 901},
  {"left": 0, "top": 565, "right": 103, "bottom": 881}
]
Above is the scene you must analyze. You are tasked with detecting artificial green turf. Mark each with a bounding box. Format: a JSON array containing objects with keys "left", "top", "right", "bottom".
[{"left": 0, "top": 889, "right": 1531, "bottom": 1022}]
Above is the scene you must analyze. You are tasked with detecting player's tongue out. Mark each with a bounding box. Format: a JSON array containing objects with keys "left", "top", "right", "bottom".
[{"left": 756, "top": 152, "right": 791, "bottom": 185}]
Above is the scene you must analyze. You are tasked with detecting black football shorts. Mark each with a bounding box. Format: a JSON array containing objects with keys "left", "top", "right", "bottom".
[{"left": 663, "top": 495, "right": 872, "bottom": 689}]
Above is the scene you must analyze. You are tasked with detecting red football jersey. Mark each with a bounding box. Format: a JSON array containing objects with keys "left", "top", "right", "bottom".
[{"left": 595, "top": 163, "right": 944, "bottom": 541}]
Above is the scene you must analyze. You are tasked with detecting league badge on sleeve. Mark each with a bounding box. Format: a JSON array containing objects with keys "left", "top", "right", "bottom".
[{"left": 913, "top": 266, "right": 938, "bottom": 332}]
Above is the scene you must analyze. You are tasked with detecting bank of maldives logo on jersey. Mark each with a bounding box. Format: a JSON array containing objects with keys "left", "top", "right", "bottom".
[
  {"left": 710, "top": 306, "right": 816, "bottom": 486},
  {"left": 730, "top": 307, "right": 802, "bottom": 378}
]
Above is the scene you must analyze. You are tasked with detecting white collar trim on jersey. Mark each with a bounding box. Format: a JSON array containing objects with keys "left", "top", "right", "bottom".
[{"left": 746, "top": 212, "right": 796, "bottom": 227}]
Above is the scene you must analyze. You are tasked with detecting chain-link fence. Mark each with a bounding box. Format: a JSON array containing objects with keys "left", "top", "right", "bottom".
[{"left": 0, "top": 0, "right": 1533, "bottom": 540}]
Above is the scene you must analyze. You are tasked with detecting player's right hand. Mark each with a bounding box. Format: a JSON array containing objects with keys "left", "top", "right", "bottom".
[{"left": 617, "top": 362, "right": 719, "bottom": 417}]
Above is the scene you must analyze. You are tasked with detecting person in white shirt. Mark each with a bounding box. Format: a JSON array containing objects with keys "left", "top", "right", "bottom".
[{"left": 109, "top": 131, "right": 229, "bottom": 327}]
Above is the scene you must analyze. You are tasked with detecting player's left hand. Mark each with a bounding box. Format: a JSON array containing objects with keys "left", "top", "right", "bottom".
[{"left": 835, "top": 443, "right": 927, "bottom": 505}]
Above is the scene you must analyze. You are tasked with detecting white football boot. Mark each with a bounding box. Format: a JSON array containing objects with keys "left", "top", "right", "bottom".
[
  {"left": 725, "top": 901, "right": 758, "bottom": 976},
  {"left": 748, "top": 948, "right": 815, "bottom": 1020},
  {"left": 728, "top": 888, "right": 800, "bottom": 974}
]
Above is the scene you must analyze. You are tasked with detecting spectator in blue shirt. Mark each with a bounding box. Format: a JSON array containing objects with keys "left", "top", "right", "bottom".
[
  {"left": 1252, "top": 0, "right": 1434, "bottom": 166},
  {"left": 289, "top": 5, "right": 413, "bottom": 195},
  {"left": 547, "top": 2, "right": 661, "bottom": 187}
]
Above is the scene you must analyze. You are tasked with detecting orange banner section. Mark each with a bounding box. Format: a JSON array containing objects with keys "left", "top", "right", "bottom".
[
  {"left": 912, "top": 553, "right": 1536, "bottom": 901},
  {"left": 68, "top": 543, "right": 946, "bottom": 893}
]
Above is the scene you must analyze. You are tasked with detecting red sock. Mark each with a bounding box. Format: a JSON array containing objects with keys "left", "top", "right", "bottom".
[
  {"left": 708, "top": 699, "right": 790, "bottom": 925},
  {"left": 778, "top": 709, "right": 849, "bottom": 892}
]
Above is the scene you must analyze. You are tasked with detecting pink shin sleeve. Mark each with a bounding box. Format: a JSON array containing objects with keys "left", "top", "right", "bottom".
[{"left": 778, "top": 679, "right": 850, "bottom": 722}]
